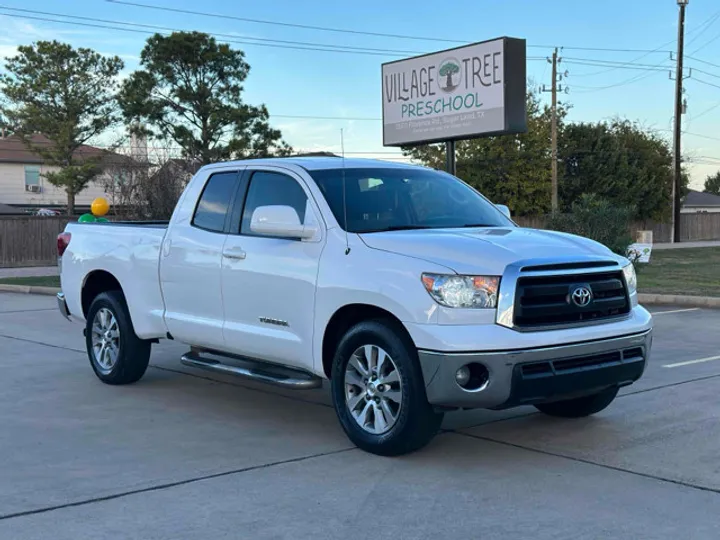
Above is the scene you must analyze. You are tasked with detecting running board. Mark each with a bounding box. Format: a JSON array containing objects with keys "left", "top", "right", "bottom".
[{"left": 180, "top": 352, "right": 322, "bottom": 390}]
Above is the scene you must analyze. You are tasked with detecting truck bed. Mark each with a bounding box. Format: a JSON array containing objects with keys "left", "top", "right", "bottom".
[{"left": 61, "top": 221, "right": 169, "bottom": 338}]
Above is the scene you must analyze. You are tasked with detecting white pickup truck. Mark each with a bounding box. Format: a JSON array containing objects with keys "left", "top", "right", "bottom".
[{"left": 57, "top": 156, "right": 652, "bottom": 456}]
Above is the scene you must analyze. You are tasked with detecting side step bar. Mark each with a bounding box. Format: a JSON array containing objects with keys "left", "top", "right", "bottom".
[{"left": 181, "top": 351, "right": 322, "bottom": 390}]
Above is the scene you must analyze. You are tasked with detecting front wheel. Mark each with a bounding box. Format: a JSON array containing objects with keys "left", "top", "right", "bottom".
[
  {"left": 534, "top": 386, "right": 619, "bottom": 418},
  {"left": 85, "top": 290, "right": 151, "bottom": 385},
  {"left": 330, "top": 320, "right": 444, "bottom": 456}
]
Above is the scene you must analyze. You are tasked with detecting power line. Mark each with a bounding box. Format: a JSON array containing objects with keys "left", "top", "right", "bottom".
[
  {"left": 686, "top": 55, "right": 720, "bottom": 70},
  {"left": 690, "top": 77, "right": 720, "bottom": 91},
  {"left": 0, "top": 12, "right": 424, "bottom": 57},
  {"left": 106, "top": 0, "right": 677, "bottom": 55},
  {"left": 564, "top": 60, "right": 669, "bottom": 73},
  {"left": 564, "top": 43, "right": 674, "bottom": 78},
  {"left": 567, "top": 12, "right": 719, "bottom": 81},
  {"left": 691, "top": 101, "right": 720, "bottom": 120},
  {"left": 0, "top": 6, "right": 429, "bottom": 56},
  {"left": 105, "top": 0, "right": 474, "bottom": 44},
  {"left": 563, "top": 56, "right": 673, "bottom": 69},
  {"left": 0, "top": 9, "right": 543, "bottom": 61},
  {"left": 687, "top": 9, "right": 720, "bottom": 46},
  {"left": 683, "top": 130, "right": 720, "bottom": 142},
  {"left": 571, "top": 69, "right": 665, "bottom": 93},
  {"left": 689, "top": 30, "right": 720, "bottom": 55},
  {"left": 691, "top": 68, "right": 720, "bottom": 80}
]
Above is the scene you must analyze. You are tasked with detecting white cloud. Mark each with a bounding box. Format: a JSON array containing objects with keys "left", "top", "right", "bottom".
[{"left": 0, "top": 44, "right": 18, "bottom": 60}]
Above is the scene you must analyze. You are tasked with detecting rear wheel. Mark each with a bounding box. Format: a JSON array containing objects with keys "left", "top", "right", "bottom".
[
  {"left": 331, "top": 320, "right": 443, "bottom": 456},
  {"left": 85, "top": 291, "right": 151, "bottom": 385},
  {"left": 534, "top": 386, "right": 619, "bottom": 418}
]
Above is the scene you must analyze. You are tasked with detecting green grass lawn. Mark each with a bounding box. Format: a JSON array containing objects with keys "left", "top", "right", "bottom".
[
  {"left": 638, "top": 247, "right": 720, "bottom": 297},
  {"left": 0, "top": 275, "right": 61, "bottom": 287}
]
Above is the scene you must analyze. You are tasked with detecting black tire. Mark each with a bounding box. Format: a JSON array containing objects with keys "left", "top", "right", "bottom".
[
  {"left": 534, "top": 386, "right": 619, "bottom": 418},
  {"left": 330, "top": 319, "right": 444, "bottom": 456},
  {"left": 85, "top": 290, "right": 151, "bottom": 385}
]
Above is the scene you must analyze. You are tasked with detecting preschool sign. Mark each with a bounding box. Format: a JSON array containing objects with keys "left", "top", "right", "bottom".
[{"left": 381, "top": 37, "right": 527, "bottom": 146}]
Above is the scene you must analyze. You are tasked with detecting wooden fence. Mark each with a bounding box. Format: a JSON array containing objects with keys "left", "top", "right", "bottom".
[
  {"left": 1, "top": 213, "right": 719, "bottom": 268},
  {"left": 0, "top": 216, "right": 73, "bottom": 267}
]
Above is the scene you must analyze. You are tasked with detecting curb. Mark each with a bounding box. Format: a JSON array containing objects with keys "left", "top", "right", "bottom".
[
  {"left": 639, "top": 293, "right": 720, "bottom": 309},
  {"left": 0, "top": 284, "right": 60, "bottom": 296}
]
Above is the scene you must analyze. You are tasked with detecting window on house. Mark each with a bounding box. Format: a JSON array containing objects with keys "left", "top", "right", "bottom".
[
  {"left": 113, "top": 171, "right": 130, "bottom": 187},
  {"left": 24, "top": 166, "right": 40, "bottom": 189}
]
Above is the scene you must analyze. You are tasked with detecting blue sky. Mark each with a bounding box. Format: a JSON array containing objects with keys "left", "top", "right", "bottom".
[{"left": 1, "top": 0, "right": 719, "bottom": 189}]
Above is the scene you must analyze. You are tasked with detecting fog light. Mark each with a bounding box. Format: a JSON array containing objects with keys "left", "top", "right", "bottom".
[{"left": 455, "top": 366, "right": 471, "bottom": 387}]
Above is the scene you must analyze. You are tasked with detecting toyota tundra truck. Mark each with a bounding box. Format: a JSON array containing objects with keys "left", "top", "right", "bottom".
[{"left": 56, "top": 156, "right": 653, "bottom": 456}]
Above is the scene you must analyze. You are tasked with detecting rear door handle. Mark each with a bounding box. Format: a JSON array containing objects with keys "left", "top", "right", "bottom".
[{"left": 223, "top": 248, "right": 246, "bottom": 260}]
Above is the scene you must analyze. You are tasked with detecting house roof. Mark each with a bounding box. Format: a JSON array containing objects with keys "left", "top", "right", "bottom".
[
  {"left": 0, "top": 133, "right": 133, "bottom": 166},
  {"left": 684, "top": 189, "right": 720, "bottom": 208},
  {"left": 0, "top": 203, "right": 24, "bottom": 215}
]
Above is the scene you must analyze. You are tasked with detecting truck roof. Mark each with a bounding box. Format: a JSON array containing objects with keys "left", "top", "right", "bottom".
[{"left": 201, "top": 156, "right": 430, "bottom": 172}]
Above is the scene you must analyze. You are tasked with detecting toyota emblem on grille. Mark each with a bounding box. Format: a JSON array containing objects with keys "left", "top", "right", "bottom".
[{"left": 570, "top": 285, "right": 593, "bottom": 307}]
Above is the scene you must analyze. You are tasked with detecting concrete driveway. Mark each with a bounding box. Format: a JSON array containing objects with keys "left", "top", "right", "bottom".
[{"left": 1, "top": 293, "right": 719, "bottom": 539}]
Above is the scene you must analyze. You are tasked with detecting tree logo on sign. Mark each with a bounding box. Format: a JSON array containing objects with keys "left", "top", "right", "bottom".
[{"left": 438, "top": 58, "right": 461, "bottom": 93}]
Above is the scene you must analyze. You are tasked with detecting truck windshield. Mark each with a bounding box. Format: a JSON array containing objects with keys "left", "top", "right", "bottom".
[{"left": 308, "top": 167, "right": 514, "bottom": 233}]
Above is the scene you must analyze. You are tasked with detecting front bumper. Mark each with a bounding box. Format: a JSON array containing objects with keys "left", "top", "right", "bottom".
[
  {"left": 418, "top": 330, "right": 652, "bottom": 410},
  {"left": 57, "top": 292, "right": 71, "bottom": 321}
]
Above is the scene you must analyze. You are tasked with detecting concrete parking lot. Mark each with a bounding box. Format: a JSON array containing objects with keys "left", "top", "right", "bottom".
[{"left": 1, "top": 292, "right": 719, "bottom": 539}]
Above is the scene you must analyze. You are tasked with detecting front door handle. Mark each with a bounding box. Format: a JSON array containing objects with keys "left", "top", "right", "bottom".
[{"left": 223, "top": 249, "right": 246, "bottom": 260}]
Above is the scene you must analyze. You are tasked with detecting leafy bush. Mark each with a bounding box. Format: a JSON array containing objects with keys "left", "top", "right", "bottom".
[{"left": 546, "top": 194, "right": 635, "bottom": 261}]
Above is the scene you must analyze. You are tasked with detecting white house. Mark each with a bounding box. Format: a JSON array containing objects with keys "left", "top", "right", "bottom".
[
  {"left": 681, "top": 190, "right": 720, "bottom": 214},
  {"left": 0, "top": 133, "right": 134, "bottom": 212}
]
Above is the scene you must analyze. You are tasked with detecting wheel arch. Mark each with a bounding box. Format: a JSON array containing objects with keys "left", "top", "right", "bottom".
[
  {"left": 321, "top": 303, "right": 416, "bottom": 379},
  {"left": 81, "top": 270, "right": 124, "bottom": 318}
]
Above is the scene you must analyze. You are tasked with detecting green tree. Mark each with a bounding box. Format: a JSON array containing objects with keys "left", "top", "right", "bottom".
[
  {"left": 546, "top": 194, "right": 634, "bottom": 257},
  {"left": 119, "top": 32, "right": 291, "bottom": 164},
  {"left": 0, "top": 41, "right": 124, "bottom": 215},
  {"left": 559, "top": 119, "right": 687, "bottom": 221},
  {"left": 704, "top": 171, "right": 720, "bottom": 195},
  {"left": 403, "top": 90, "right": 565, "bottom": 215}
]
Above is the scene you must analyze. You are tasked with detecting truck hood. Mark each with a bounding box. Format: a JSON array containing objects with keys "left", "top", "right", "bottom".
[{"left": 359, "top": 227, "right": 620, "bottom": 274}]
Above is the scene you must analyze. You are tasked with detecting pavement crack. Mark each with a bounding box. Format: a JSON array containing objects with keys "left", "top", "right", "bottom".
[
  {"left": 0, "top": 334, "right": 83, "bottom": 353},
  {"left": 0, "top": 447, "right": 357, "bottom": 522},
  {"left": 620, "top": 372, "right": 720, "bottom": 397},
  {"left": 444, "top": 372, "right": 720, "bottom": 432},
  {"left": 452, "top": 431, "right": 720, "bottom": 496}
]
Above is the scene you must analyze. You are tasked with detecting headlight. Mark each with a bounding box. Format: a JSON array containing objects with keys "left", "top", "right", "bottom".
[
  {"left": 622, "top": 263, "right": 637, "bottom": 294},
  {"left": 421, "top": 273, "right": 500, "bottom": 309}
]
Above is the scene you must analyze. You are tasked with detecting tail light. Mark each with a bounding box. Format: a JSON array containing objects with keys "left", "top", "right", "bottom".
[{"left": 57, "top": 232, "right": 72, "bottom": 257}]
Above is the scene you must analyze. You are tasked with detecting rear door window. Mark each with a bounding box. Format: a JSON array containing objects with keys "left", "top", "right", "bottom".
[{"left": 192, "top": 172, "right": 239, "bottom": 233}]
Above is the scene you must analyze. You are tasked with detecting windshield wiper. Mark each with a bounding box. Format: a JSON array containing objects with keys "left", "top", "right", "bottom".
[{"left": 356, "top": 225, "right": 434, "bottom": 233}]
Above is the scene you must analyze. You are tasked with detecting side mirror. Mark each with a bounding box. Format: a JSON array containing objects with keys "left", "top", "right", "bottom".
[
  {"left": 495, "top": 204, "right": 511, "bottom": 219},
  {"left": 250, "top": 205, "right": 317, "bottom": 240}
]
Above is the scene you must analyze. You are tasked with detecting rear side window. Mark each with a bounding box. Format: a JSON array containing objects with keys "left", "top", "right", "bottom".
[
  {"left": 241, "top": 171, "right": 308, "bottom": 235},
  {"left": 192, "top": 172, "right": 238, "bottom": 233}
]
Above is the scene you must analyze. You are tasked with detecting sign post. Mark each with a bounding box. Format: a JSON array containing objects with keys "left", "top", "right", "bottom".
[
  {"left": 381, "top": 37, "right": 527, "bottom": 174},
  {"left": 445, "top": 140, "right": 456, "bottom": 175}
]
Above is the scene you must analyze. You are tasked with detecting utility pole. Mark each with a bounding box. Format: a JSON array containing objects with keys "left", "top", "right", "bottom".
[
  {"left": 542, "top": 48, "right": 565, "bottom": 211},
  {"left": 672, "top": 0, "right": 689, "bottom": 243}
]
